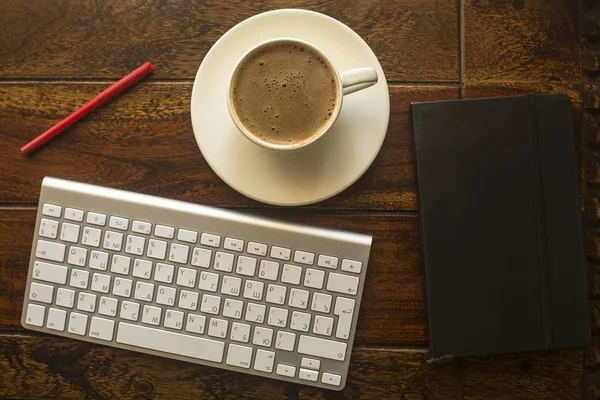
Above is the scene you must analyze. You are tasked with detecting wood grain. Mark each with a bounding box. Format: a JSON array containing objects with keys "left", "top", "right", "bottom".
[
  {"left": 0, "top": 83, "right": 458, "bottom": 209},
  {"left": 0, "top": 209, "right": 429, "bottom": 346},
  {"left": 0, "top": 335, "right": 460, "bottom": 400},
  {"left": 464, "top": 0, "right": 580, "bottom": 84},
  {"left": 461, "top": 350, "right": 583, "bottom": 400},
  {"left": 0, "top": 0, "right": 458, "bottom": 82}
]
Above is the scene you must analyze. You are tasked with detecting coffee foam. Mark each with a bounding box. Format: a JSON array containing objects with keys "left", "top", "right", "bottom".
[{"left": 231, "top": 41, "right": 339, "bottom": 146}]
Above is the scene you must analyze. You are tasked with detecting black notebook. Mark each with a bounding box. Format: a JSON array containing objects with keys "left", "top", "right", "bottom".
[{"left": 410, "top": 94, "right": 590, "bottom": 358}]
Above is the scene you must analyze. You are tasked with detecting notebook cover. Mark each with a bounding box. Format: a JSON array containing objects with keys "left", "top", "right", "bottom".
[{"left": 410, "top": 94, "right": 590, "bottom": 358}]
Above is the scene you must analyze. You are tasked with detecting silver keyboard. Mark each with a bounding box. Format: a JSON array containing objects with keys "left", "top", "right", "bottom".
[{"left": 21, "top": 177, "right": 371, "bottom": 390}]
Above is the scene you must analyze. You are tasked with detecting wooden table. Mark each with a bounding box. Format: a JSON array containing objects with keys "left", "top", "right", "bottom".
[{"left": 0, "top": 1, "right": 596, "bottom": 398}]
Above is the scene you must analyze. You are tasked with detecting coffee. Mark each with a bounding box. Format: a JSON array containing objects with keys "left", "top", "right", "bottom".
[{"left": 230, "top": 41, "right": 339, "bottom": 147}]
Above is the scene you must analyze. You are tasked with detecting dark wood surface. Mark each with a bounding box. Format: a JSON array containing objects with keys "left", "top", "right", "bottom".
[{"left": 0, "top": 0, "right": 592, "bottom": 398}]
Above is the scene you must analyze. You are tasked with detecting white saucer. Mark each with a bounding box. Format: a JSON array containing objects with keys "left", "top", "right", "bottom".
[{"left": 191, "top": 9, "right": 389, "bottom": 206}]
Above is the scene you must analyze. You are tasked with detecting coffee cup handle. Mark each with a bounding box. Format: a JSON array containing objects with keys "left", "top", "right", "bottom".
[{"left": 340, "top": 67, "right": 378, "bottom": 95}]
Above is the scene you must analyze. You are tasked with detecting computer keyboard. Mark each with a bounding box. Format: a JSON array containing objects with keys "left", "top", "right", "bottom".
[{"left": 21, "top": 177, "right": 371, "bottom": 390}]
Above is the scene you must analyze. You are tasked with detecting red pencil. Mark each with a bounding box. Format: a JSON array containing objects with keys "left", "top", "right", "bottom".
[{"left": 20, "top": 62, "right": 154, "bottom": 155}]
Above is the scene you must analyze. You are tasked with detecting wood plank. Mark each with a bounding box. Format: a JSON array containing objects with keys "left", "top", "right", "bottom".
[
  {"left": 0, "top": 335, "right": 461, "bottom": 399},
  {"left": 0, "top": 84, "right": 458, "bottom": 209},
  {"left": 463, "top": 0, "right": 580, "bottom": 84},
  {"left": 461, "top": 350, "right": 583, "bottom": 400},
  {"left": 0, "top": 209, "right": 428, "bottom": 346},
  {"left": 0, "top": 0, "right": 458, "bottom": 82}
]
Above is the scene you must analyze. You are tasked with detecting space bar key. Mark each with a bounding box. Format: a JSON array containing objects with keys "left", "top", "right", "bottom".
[{"left": 116, "top": 322, "right": 225, "bottom": 363}]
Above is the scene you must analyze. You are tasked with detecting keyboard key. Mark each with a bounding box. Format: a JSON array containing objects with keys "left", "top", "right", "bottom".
[
  {"left": 236, "top": 256, "right": 257, "bottom": 276},
  {"left": 243, "top": 280, "right": 264, "bottom": 301},
  {"left": 192, "top": 247, "right": 212, "bottom": 268},
  {"left": 91, "top": 273, "right": 111, "bottom": 294},
  {"left": 89, "top": 250, "right": 109, "bottom": 270},
  {"left": 178, "top": 290, "right": 199, "bottom": 310},
  {"left": 208, "top": 318, "right": 228, "bottom": 338},
  {"left": 111, "top": 254, "right": 131, "bottom": 275},
  {"left": 281, "top": 264, "right": 302, "bottom": 285},
  {"left": 299, "top": 368, "right": 318, "bottom": 382},
  {"left": 317, "top": 254, "right": 338, "bottom": 269},
  {"left": 32, "top": 260, "right": 68, "bottom": 284},
  {"left": 39, "top": 218, "right": 59, "bottom": 239},
  {"left": 214, "top": 251, "right": 234, "bottom": 272},
  {"left": 87, "top": 212, "right": 106, "bottom": 226},
  {"left": 301, "top": 358, "right": 321, "bottom": 370},
  {"left": 201, "top": 233, "right": 221, "bottom": 248},
  {"left": 247, "top": 242, "right": 267, "bottom": 256},
  {"left": 29, "top": 282, "right": 54, "bottom": 304},
  {"left": 201, "top": 294, "right": 221, "bottom": 315},
  {"left": 223, "top": 298, "right": 244, "bottom": 319},
  {"left": 245, "top": 303, "right": 266, "bottom": 324},
  {"left": 132, "top": 259, "right": 153, "bottom": 279},
  {"left": 109, "top": 216, "right": 129, "bottom": 230},
  {"left": 268, "top": 307, "right": 289, "bottom": 328},
  {"left": 103, "top": 231, "right": 123, "bottom": 251},
  {"left": 266, "top": 284, "right": 286, "bottom": 305},
  {"left": 77, "top": 292, "right": 97, "bottom": 312},
  {"left": 224, "top": 237, "right": 244, "bottom": 252},
  {"left": 313, "top": 315, "right": 334, "bottom": 337},
  {"left": 116, "top": 322, "right": 225, "bottom": 363},
  {"left": 311, "top": 293, "right": 332, "bottom": 313},
  {"left": 147, "top": 239, "right": 167, "bottom": 260},
  {"left": 155, "top": 224, "right": 175, "bottom": 239},
  {"left": 226, "top": 344, "right": 253, "bottom": 368},
  {"left": 67, "top": 246, "right": 88, "bottom": 267},
  {"left": 56, "top": 288, "right": 75, "bottom": 308},
  {"left": 46, "top": 308, "right": 67, "bottom": 331},
  {"left": 341, "top": 259, "right": 362, "bottom": 274},
  {"left": 132, "top": 220, "right": 152, "bottom": 234},
  {"left": 177, "top": 229, "right": 198, "bottom": 243},
  {"left": 142, "top": 305, "right": 162, "bottom": 326},
  {"left": 303, "top": 268, "right": 325, "bottom": 289},
  {"left": 290, "top": 311, "right": 311, "bottom": 332},
  {"left": 82, "top": 226, "right": 102, "bottom": 247},
  {"left": 259, "top": 260, "right": 279, "bottom": 281},
  {"left": 125, "top": 235, "right": 145, "bottom": 255},
  {"left": 230, "top": 322, "right": 251, "bottom": 343},
  {"left": 270, "top": 246, "right": 291, "bottom": 261},
  {"left": 164, "top": 309, "right": 184, "bottom": 330},
  {"left": 69, "top": 268, "right": 89, "bottom": 289},
  {"left": 294, "top": 250, "right": 314, "bottom": 265},
  {"left": 98, "top": 296, "right": 118, "bottom": 317},
  {"left": 334, "top": 297, "right": 356, "bottom": 340},
  {"left": 120, "top": 300, "right": 140, "bottom": 321},
  {"left": 275, "top": 331, "right": 296, "bottom": 352},
  {"left": 169, "top": 243, "right": 189, "bottom": 264},
  {"left": 113, "top": 277, "right": 132, "bottom": 298},
  {"left": 254, "top": 349, "right": 275, "bottom": 373},
  {"left": 89, "top": 317, "right": 115, "bottom": 341},
  {"left": 60, "top": 223, "right": 80, "bottom": 243},
  {"left": 221, "top": 276, "right": 242, "bottom": 297},
  {"left": 36, "top": 240, "right": 66, "bottom": 263},
  {"left": 156, "top": 286, "right": 177, "bottom": 306},
  {"left": 322, "top": 373, "right": 342, "bottom": 386},
  {"left": 42, "top": 203, "right": 62, "bottom": 218},
  {"left": 68, "top": 312, "right": 88, "bottom": 335},
  {"left": 25, "top": 303, "right": 46, "bottom": 326},
  {"left": 199, "top": 271, "right": 219, "bottom": 292},
  {"left": 134, "top": 281, "right": 155, "bottom": 302},
  {"left": 288, "top": 288, "right": 309, "bottom": 309},
  {"left": 64, "top": 208, "right": 84, "bottom": 222},
  {"left": 176, "top": 267, "right": 197, "bottom": 288},
  {"left": 326, "top": 273, "right": 359, "bottom": 295},
  {"left": 154, "top": 263, "right": 174, "bottom": 284},
  {"left": 253, "top": 326, "right": 273, "bottom": 347},
  {"left": 276, "top": 364, "right": 296, "bottom": 377},
  {"left": 298, "top": 335, "right": 348, "bottom": 361},
  {"left": 185, "top": 313, "right": 205, "bottom": 333}
]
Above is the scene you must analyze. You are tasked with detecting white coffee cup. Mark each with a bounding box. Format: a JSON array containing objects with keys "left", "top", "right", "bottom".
[{"left": 227, "top": 38, "right": 378, "bottom": 151}]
